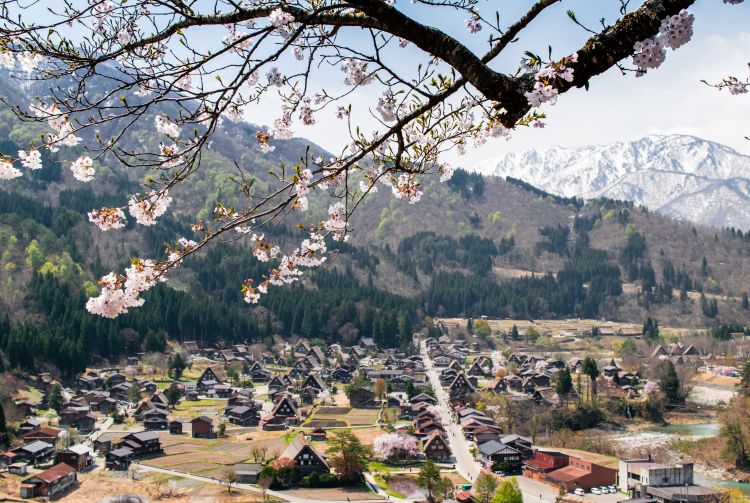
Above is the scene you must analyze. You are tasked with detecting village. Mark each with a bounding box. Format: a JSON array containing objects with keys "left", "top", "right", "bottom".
[{"left": 0, "top": 318, "right": 742, "bottom": 503}]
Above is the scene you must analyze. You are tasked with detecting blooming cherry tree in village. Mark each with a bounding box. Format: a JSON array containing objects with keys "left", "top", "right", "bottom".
[
  {"left": 0, "top": 0, "right": 745, "bottom": 317},
  {"left": 373, "top": 432, "right": 420, "bottom": 462}
]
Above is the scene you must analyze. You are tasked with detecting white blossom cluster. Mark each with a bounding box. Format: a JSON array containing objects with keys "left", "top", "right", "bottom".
[
  {"left": 86, "top": 259, "right": 162, "bottom": 318},
  {"left": 0, "top": 161, "right": 22, "bottom": 180},
  {"left": 322, "top": 202, "right": 348, "bottom": 241},
  {"left": 268, "top": 9, "right": 298, "bottom": 40},
  {"left": 0, "top": 50, "right": 44, "bottom": 72},
  {"left": 18, "top": 150, "right": 42, "bottom": 170},
  {"left": 30, "top": 102, "right": 82, "bottom": 150},
  {"left": 70, "top": 156, "right": 96, "bottom": 182},
  {"left": 87, "top": 207, "right": 127, "bottom": 231},
  {"left": 524, "top": 53, "right": 577, "bottom": 108},
  {"left": 249, "top": 234, "right": 281, "bottom": 262},
  {"left": 632, "top": 9, "right": 694, "bottom": 76},
  {"left": 341, "top": 59, "right": 374, "bottom": 86},
  {"left": 154, "top": 115, "right": 181, "bottom": 137},
  {"left": 128, "top": 190, "right": 173, "bottom": 226},
  {"left": 392, "top": 174, "right": 423, "bottom": 204}
]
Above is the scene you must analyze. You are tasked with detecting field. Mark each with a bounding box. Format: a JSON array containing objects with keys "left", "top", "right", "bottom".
[
  {"left": 438, "top": 317, "right": 693, "bottom": 338},
  {"left": 304, "top": 406, "right": 380, "bottom": 428},
  {"left": 172, "top": 398, "right": 228, "bottom": 421},
  {"left": 140, "top": 430, "right": 289, "bottom": 478}
]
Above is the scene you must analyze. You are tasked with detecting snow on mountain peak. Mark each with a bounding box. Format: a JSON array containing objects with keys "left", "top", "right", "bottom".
[{"left": 472, "top": 134, "right": 750, "bottom": 230}]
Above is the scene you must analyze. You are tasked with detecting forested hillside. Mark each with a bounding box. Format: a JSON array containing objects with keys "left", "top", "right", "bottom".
[{"left": 1, "top": 72, "right": 750, "bottom": 378}]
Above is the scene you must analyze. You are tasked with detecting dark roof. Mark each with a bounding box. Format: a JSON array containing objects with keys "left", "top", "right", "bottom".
[
  {"left": 109, "top": 447, "right": 134, "bottom": 457},
  {"left": 478, "top": 440, "right": 519, "bottom": 456},
  {"left": 235, "top": 463, "right": 263, "bottom": 475},
  {"left": 129, "top": 431, "right": 162, "bottom": 442},
  {"left": 191, "top": 416, "right": 213, "bottom": 424},
  {"left": 16, "top": 440, "right": 54, "bottom": 453}
]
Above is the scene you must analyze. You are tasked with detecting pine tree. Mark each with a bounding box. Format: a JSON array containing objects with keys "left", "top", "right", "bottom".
[
  {"left": 743, "top": 292, "right": 750, "bottom": 310},
  {"left": 0, "top": 401, "right": 7, "bottom": 446},
  {"left": 48, "top": 383, "right": 64, "bottom": 412},
  {"left": 555, "top": 367, "right": 573, "bottom": 408}
]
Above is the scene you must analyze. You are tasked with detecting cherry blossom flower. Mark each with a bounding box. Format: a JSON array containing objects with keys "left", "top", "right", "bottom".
[
  {"left": 392, "top": 174, "right": 423, "bottom": 204},
  {"left": 267, "top": 67, "right": 283, "bottom": 87},
  {"left": 373, "top": 433, "right": 419, "bottom": 461},
  {"left": 70, "top": 156, "right": 95, "bottom": 182},
  {"left": 88, "top": 207, "right": 127, "bottom": 231},
  {"left": 0, "top": 161, "right": 22, "bottom": 180},
  {"left": 268, "top": 9, "right": 297, "bottom": 39},
  {"left": 128, "top": 190, "right": 172, "bottom": 226},
  {"left": 323, "top": 202, "right": 347, "bottom": 241},
  {"left": 341, "top": 58, "right": 374, "bottom": 86},
  {"left": 18, "top": 150, "right": 42, "bottom": 170},
  {"left": 154, "top": 115, "right": 181, "bottom": 137},
  {"left": 466, "top": 15, "right": 482, "bottom": 34},
  {"left": 336, "top": 106, "right": 350, "bottom": 119},
  {"left": 377, "top": 91, "right": 398, "bottom": 122}
]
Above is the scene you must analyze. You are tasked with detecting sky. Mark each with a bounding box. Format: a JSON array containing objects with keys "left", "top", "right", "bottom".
[
  {"left": 18, "top": 0, "right": 750, "bottom": 168},
  {"left": 238, "top": 0, "right": 750, "bottom": 169}
]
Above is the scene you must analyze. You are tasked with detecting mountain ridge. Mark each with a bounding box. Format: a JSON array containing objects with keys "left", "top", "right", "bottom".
[{"left": 472, "top": 134, "right": 750, "bottom": 230}]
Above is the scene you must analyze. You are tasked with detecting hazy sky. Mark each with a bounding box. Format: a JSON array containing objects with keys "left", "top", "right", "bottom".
[
  {"left": 17, "top": 1, "right": 750, "bottom": 168},
  {"left": 243, "top": 1, "right": 750, "bottom": 168}
]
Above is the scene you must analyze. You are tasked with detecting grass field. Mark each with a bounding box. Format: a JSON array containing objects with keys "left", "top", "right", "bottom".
[
  {"left": 141, "top": 431, "right": 289, "bottom": 478},
  {"left": 304, "top": 406, "right": 380, "bottom": 428}
]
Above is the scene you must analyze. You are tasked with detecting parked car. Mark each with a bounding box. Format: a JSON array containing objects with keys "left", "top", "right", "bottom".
[
  {"left": 591, "top": 488, "right": 602, "bottom": 495},
  {"left": 574, "top": 488, "right": 585, "bottom": 496},
  {"left": 600, "top": 486, "right": 610, "bottom": 494},
  {"left": 608, "top": 486, "right": 617, "bottom": 494}
]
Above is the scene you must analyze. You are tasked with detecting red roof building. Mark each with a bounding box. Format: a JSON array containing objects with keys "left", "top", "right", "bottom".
[
  {"left": 523, "top": 451, "right": 616, "bottom": 492},
  {"left": 19, "top": 463, "right": 77, "bottom": 499}
]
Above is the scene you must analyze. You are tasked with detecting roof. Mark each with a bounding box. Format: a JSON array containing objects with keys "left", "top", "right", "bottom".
[
  {"left": 500, "top": 434, "right": 531, "bottom": 444},
  {"left": 547, "top": 465, "right": 590, "bottom": 483},
  {"left": 129, "top": 431, "right": 161, "bottom": 442},
  {"left": 26, "top": 463, "right": 76, "bottom": 483},
  {"left": 25, "top": 426, "right": 60, "bottom": 438},
  {"left": 66, "top": 444, "right": 92, "bottom": 455},
  {"left": 109, "top": 447, "right": 134, "bottom": 457},
  {"left": 646, "top": 486, "right": 721, "bottom": 498},
  {"left": 235, "top": 463, "right": 263, "bottom": 475},
  {"left": 17, "top": 440, "right": 54, "bottom": 453},
  {"left": 280, "top": 436, "right": 329, "bottom": 468},
  {"left": 478, "top": 440, "right": 518, "bottom": 456},
  {"left": 191, "top": 415, "right": 213, "bottom": 424}
]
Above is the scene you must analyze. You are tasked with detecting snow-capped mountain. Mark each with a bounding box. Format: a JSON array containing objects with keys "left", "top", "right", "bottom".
[{"left": 473, "top": 134, "right": 750, "bottom": 230}]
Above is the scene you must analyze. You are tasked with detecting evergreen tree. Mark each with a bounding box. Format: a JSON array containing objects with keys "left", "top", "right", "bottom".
[
  {"left": 168, "top": 353, "right": 186, "bottom": 380},
  {"left": 555, "top": 367, "right": 573, "bottom": 408},
  {"left": 743, "top": 292, "right": 750, "bottom": 310},
  {"left": 655, "top": 360, "right": 682, "bottom": 404},
  {"left": 642, "top": 317, "right": 660, "bottom": 342},
  {"left": 165, "top": 384, "right": 181, "bottom": 407},
  {"left": 0, "top": 402, "right": 7, "bottom": 446},
  {"left": 582, "top": 356, "right": 600, "bottom": 403},
  {"left": 128, "top": 379, "right": 142, "bottom": 404},
  {"left": 48, "top": 383, "right": 64, "bottom": 412}
]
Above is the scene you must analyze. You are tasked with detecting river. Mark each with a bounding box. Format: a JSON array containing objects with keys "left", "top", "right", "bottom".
[{"left": 645, "top": 422, "right": 750, "bottom": 494}]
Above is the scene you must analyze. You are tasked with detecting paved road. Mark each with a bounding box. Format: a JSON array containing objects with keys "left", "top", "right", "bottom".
[
  {"left": 420, "top": 341, "right": 481, "bottom": 482},
  {"left": 420, "top": 341, "right": 597, "bottom": 503}
]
